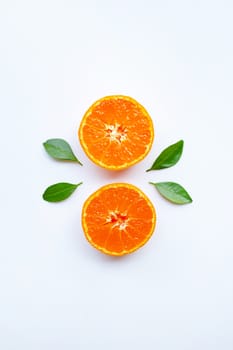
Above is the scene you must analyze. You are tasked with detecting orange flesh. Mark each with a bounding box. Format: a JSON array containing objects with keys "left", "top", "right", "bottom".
[
  {"left": 82, "top": 183, "right": 156, "bottom": 256},
  {"left": 79, "top": 96, "right": 154, "bottom": 169}
]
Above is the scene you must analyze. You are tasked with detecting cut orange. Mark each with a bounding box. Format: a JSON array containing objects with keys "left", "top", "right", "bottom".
[
  {"left": 78, "top": 95, "right": 154, "bottom": 170},
  {"left": 82, "top": 183, "right": 156, "bottom": 256}
]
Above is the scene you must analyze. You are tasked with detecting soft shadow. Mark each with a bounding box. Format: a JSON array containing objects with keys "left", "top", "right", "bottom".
[
  {"left": 86, "top": 162, "right": 136, "bottom": 182},
  {"left": 94, "top": 251, "right": 132, "bottom": 262}
]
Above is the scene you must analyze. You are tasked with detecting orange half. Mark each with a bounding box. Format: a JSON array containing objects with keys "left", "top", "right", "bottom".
[
  {"left": 78, "top": 95, "right": 154, "bottom": 170},
  {"left": 82, "top": 183, "right": 156, "bottom": 256}
]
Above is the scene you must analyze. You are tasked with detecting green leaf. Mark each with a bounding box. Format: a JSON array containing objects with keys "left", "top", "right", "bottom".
[
  {"left": 43, "top": 182, "right": 82, "bottom": 202},
  {"left": 43, "top": 138, "right": 82, "bottom": 164},
  {"left": 146, "top": 140, "right": 184, "bottom": 171},
  {"left": 149, "top": 182, "right": 192, "bottom": 204}
]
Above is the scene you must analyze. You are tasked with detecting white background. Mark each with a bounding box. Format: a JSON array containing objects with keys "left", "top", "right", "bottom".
[{"left": 1, "top": 0, "right": 233, "bottom": 349}]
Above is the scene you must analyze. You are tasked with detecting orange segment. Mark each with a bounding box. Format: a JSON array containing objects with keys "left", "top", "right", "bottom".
[
  {"left": 82, "top": 183, "right": 156, "bottom": 256},
  {"left": 78, "top": 95, "right": 154, "bottom": 170}
]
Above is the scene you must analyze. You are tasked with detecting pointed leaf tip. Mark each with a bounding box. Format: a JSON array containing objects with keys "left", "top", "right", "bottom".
[
  {"left": 150, "top": 181, "right": 192, "bottom": 204},
  {"left": 147, "top": 140, "right": 184, "bottom": 171},
  {"left": 43, "top": 182, "right": 83, "bottom": 202},
  {"left": 43, "top": 138, "right": 82, "bottom": 165}
]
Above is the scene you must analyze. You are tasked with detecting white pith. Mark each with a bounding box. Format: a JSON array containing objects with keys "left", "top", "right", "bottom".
[
  {"left": 106, "top": 210, "right": 129, "bottom": 230},
  {"left": 105, "top": 123, "right": 127, "bottom": 143}
]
